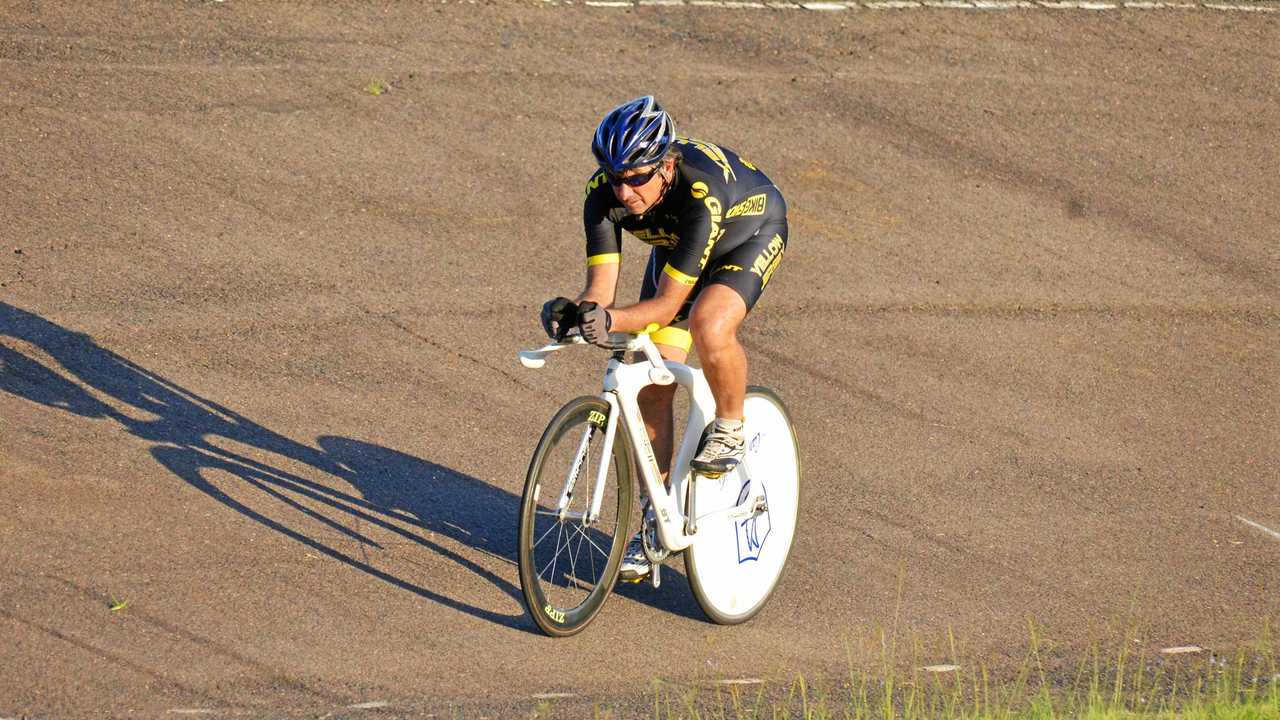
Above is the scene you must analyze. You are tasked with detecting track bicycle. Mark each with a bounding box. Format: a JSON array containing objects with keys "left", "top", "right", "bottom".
[{"left": 515, "top": 326, "right": 800, "bottom": 637}]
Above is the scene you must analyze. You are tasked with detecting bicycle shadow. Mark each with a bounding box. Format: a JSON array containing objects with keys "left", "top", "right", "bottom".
[
  {"left": 0, "top": 303, "right": 706, "bottom": 628},
  {"left": 0, "top": 302, "right": 532, "bottom": 630}
]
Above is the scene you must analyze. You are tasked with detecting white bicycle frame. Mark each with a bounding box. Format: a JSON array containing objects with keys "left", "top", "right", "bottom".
[{"left": 520, "top": 331, "right": 765, "bottom": 555}]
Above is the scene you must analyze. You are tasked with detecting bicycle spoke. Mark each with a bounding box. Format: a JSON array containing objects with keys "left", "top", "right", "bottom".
[
  {"left": 568, "top": 521, "right": 612, "bottom": 560},
  {"left": 539, "top": 522, "right": 566, "bottom": 582},
  {"left": 567, "top": 521, "right": 584, "bottom": 587},
  {"left": 531, "top": 514, "right": 561, "bottom": 551}
]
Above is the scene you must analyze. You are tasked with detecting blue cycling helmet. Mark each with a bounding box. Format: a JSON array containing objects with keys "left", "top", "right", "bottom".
[{"left": 591, "top": 96, "right": 676, "bottom": 174}]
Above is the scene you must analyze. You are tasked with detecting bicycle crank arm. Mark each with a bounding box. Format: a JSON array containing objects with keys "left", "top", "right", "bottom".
[{"left": 695, "top": 496, "right": 768, "bottom": 526}]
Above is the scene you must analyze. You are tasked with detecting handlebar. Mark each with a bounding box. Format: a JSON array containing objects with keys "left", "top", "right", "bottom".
[{"left": 518, "top": 324, "right": 674, "bottom": 384}]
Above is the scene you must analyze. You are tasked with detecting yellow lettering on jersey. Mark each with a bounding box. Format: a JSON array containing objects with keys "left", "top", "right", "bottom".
[
  {"left": 725, "top": 193, "right": 767, "bottom": 219},
  {"left": 750, "top": 233, "right": 785, "bottom": 286},
  {"left": 699, "top": 195, "right": 724, "bottom": 270},
  {"left": 631, "top": 229, "right": 679, "bottom": 248},
  {"left": 584, "top": 171, "right": 607, "bottom": 199},
  {"left": 719, "top": 264, "right": 744, "bottom": 273},
  {"left": 677, "top": 138, "right": 736, "bottom": 183}
]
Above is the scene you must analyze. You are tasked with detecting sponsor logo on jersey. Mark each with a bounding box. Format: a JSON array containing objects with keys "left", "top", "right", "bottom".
[
  {"left": 678, "top": 138, "right": 736, "bottom": 183},
  {"left": 631, "top": 228, "right": 679, "bottom": 248},
  {"left": 750, "top": 233, "right": 785, "bottom": 287},
  {"left": 725, "top": 193, "right": 767, "bottom": 219},
  {"left": 718, "top": 264, "right": 744, "bottom": 273},
  {"left": 584, "top": 171, "right": 607, "bottom": 198},
  {"left": 690, "top": 181, "right": 709, "bottom": 200},
  {"left": 699, "top": 194, "right": 724, "bottom": 270}
]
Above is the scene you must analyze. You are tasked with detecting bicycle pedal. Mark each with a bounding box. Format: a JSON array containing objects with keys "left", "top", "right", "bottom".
[
  {"left": 619, "top": 576, "right": 645, "bottom": 584},
  {"left": 698, "top": 470, "right": 726, "bottom": 480}
]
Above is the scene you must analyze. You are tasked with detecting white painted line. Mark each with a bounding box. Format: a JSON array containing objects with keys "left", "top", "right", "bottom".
[
  {"left": 718, "top": 677, "right": 765, "bottom": 685},
  {"left": 1161, "top": 645, "right": 1205, "bottom": 654},
  {"left": 543, "top": 0, "right": 1280, "bottom": 11},
  {"left": 532, "top": 692, "right": 577, "bottom": 699},
  {"left": 921, "top": 664, "right": 962, "bottom": 672},
  {"left": 1236, "top": 515, "right": 1280, "bottom": 542},
  {"left": 1039, "top": 1, "right": 1117, "bottom": 8},
  {"left": 346, "top": 701, "right": 391, "bottom": 710},
  {"left": 1206, "top": 3, "right": 1278, "bottom": 10}
]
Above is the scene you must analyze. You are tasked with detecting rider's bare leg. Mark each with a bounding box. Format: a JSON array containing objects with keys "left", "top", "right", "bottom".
[
  {"left": 689, "top": 285, "right": 749, "bottom": 422},
  {"left": 637, "top": 343, "right": 687, "bottom": 486}
]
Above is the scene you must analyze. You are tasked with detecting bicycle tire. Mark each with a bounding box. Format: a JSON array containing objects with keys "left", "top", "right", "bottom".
[
  {"left": 685, "top": 385, "right": 800, "bottom": 625},
  {"left": 517, "top": 395, "right": 634, "bottom": 636}
]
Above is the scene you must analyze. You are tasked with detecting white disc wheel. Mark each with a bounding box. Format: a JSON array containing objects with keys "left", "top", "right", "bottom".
[{"left": 684, "top": 386, "right": 800, "bottom": 624}]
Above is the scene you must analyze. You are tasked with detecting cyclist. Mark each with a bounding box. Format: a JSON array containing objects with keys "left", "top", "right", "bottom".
[{"left": 540, "top": 95, "right": 789, "bottom": 580}]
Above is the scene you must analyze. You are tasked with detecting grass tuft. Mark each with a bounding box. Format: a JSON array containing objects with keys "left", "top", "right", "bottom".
[{"left": 650, "top": 621, "right": 1278, "bottom": 720}]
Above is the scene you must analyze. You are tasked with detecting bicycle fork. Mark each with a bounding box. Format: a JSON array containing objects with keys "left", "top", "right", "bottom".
[{"left": 554, "top": 395, "right": 621, "bottom": 526}]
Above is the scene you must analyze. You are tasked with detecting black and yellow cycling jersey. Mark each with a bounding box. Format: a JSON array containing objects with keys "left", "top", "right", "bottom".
[{"left": 583, "top": 137, "right": 789, "bottom": 350}]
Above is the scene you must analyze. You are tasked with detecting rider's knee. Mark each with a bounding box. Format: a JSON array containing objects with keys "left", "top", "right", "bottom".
[{"left": 690, "top": 312, "right": 738, "bottom": 353}]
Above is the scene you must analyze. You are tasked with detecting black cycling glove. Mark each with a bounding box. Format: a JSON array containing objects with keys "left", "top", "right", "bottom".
[
  {"left": 577, "top": 301, "right": 613, "bottom": 348},
  {"left": 540, "top": 297, "right": 579, "bottom": 341}
]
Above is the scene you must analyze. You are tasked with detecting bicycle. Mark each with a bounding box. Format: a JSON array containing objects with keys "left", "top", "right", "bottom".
[{"left": 516, "top": 325, "right": 800, "bottom": 637}]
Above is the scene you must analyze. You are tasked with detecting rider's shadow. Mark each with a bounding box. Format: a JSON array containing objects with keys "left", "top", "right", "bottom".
[
  {"left": 0, "top": 302, "right": 531, "bottom": 629},
  {"left": 0, "top": 303, "right": 704, "bottom": 628}
]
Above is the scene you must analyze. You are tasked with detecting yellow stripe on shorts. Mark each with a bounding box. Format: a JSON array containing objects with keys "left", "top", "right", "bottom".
[
  {"left": 662, "top": 263, "right": 698, "bottom": 286},
  {"left": 587, "top": 253, "right": 621, "bottom": 266}
]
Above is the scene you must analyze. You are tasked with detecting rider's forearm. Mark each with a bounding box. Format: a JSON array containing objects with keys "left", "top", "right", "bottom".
[
  {"left": 606, "top": 297, "right": 682, "bottom": 333},
  {"left": 575, "top": 263, "right": 618, "bottom": 307}
]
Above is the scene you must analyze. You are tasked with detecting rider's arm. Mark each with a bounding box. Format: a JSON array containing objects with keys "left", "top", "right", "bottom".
[
  {"left": 605, "top": 273, "right": 694, "bottom": 333},
  {"left": 580, "top": 170, "right": 624, "bottom": 308},
  {"left": 576, "top": 261, "right": 619, "bottom": 307}
]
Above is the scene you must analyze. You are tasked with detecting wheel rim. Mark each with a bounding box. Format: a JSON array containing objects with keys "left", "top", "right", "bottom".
[{"left": 523, "top": 407, "right": 627, "bottom": 625}]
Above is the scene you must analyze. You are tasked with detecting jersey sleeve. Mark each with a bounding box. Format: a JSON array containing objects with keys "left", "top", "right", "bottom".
[
  {"left": 582, "top": 171, "right": 622, "bottom": 267},
  {"left": 663, "top": 180, "right": 724, "bottom": 286}
]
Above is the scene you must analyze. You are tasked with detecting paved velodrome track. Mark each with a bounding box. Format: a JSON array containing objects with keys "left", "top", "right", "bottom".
[{"left": 2, "top": 1, "right": 1277, "bottom": 717}]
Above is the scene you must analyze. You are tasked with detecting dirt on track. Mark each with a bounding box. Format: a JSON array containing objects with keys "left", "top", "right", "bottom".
[{"left": 1, "top": 1, "right": 1277, "bottom": 717}]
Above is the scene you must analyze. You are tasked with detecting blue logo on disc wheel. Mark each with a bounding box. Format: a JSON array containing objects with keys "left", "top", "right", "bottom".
[{"left": 735, "top": 482, "right": 770, "bottom": 564}]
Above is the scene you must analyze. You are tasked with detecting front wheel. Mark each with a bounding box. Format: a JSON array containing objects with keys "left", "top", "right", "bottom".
[
  {"left": 517, "top": 396, "right": 634, "bottom": 637},
  {"left": 685, "top": 386, "right": 800, "bottom": 624}
]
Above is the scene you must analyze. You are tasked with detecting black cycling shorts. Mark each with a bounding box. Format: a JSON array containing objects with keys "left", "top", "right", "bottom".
[{"left": 639, "top": 194, "right": 788, "bottom": 352}]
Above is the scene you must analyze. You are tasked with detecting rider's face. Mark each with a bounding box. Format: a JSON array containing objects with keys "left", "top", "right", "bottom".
[{"left": 612, "top": 161, "right": 669, "bottom": 215}]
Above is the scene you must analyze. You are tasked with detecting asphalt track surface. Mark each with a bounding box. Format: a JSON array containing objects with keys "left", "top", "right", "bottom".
[{"left": 1, "top": 1, "right": 1277, "bottom": 717}]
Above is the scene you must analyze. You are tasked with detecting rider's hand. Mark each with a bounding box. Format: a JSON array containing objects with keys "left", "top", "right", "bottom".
[
  {"left": 577, "top": 301, "right": 613, "bottom": 348},
  {"left": 540, "top": 297, "right": 579, "bottom": 341}
]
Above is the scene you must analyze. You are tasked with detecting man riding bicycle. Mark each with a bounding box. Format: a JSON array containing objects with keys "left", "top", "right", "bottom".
[{"left": 540, "top": 96, "right": 789, "bottom": 580}]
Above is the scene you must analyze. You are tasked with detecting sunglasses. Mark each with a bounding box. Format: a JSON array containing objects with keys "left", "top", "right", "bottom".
[{"left": 606, "top": 165, "right": 662, "bottom": 187}]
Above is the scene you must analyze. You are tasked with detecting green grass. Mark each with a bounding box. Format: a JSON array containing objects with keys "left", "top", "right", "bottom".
[{"left": 640, "top": 622, "right": 1278, "bottom": 720}]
